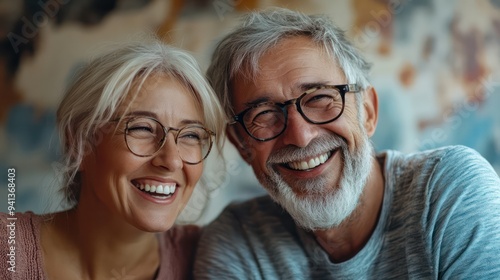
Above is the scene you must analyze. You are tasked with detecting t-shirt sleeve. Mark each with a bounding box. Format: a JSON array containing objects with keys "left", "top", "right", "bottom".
[
  {"left": 194, "top": 206, "right": 262, "bottom": 280},
  {"left": 425, "top": 146, "right": 500, "bottom": 279}
]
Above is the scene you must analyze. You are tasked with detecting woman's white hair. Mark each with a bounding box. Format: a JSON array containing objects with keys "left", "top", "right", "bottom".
[
  {"left": 57, "top": 37, "right": 225, "bottom": 206},
  {"left": 207, "top": 8, "right": 372, "bottom": 119}
]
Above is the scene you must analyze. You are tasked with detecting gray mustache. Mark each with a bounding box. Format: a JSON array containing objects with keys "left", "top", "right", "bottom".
[{"left": 267, "top": 134, "right": 347, "bottom": 164}]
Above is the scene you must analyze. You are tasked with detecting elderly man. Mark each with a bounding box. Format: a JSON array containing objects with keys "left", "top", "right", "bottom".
[{"left": 194, "top": 8, "right": 500, "bottom": 279}]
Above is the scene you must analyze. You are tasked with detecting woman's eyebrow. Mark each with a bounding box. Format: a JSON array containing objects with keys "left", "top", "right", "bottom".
[
  {"left": 179, "top": 119, "right": 204, "bottom": 126},
  {"left": 124, "top": 110, "right": 158, "bottom": 118},
  {"left": 125, "top": 111, "right": 204, "bottom": 126}
]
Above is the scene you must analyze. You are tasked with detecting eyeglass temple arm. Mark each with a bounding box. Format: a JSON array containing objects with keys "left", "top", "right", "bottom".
[{"left": 347, "top": 84, "right": 360, "bottom": 92}]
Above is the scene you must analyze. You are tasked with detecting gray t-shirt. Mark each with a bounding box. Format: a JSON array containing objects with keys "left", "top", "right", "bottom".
[{"left": 194, "top": 146, "right": 500, "bottom": 279}]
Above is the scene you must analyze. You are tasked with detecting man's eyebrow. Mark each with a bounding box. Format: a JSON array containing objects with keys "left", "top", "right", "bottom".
[
  {"left": 297, "top": 81, "right": 330, "bottom": 91},
  {"left": 243, "top": 81, "right": 331, "bottom": 107},
  {"left": 244, "top": 96, "right": 273, "bottom": 107}
]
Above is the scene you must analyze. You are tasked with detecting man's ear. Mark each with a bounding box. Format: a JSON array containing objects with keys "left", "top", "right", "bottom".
[
  {"left": 362, "top": 86, "right": 379, "bottom": 137},
  {"left": 226, "top": 125, "right": 253, "bottom": 164}
]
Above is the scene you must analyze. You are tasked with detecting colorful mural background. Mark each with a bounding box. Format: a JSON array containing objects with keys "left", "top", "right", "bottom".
[{"left": 1, "top": 0, "right": 499, "bottom": 224}]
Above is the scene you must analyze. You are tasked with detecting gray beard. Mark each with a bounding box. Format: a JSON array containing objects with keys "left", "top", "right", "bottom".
[{"left": 257, "top": 132, "right": 373, "bottom": 230}]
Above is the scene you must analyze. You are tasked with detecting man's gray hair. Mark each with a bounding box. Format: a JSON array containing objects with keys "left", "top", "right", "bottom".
[{"left": 207, "top": 8, "right": 372, "bottom": 119}]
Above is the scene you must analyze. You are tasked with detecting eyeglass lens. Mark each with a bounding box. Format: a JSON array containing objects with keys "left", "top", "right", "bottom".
[
  {"left": 242, "top": 86, "right": 344, "bottom": 140},
  {"left": 125, "top": 117, "right": 212, "bottom": 164}
]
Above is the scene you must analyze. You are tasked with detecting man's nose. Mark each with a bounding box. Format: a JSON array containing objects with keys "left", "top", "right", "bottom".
[{"left": 281, "top": 105, "right": 318, "bottom": 147}]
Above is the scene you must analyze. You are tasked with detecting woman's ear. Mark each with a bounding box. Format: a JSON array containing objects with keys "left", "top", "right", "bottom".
[
  {"left": 362, "top": 86, "right": 379, "bottom": 137},
  {"left": 226, "top": 125, "right": 253, "bottom": 164}
]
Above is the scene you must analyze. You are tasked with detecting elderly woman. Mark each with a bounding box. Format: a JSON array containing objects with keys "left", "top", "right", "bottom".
[{"left": 0, "top": 39, "right": 225, "bottom": 279}]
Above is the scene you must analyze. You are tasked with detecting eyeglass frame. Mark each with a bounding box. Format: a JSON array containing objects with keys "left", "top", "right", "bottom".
[
  {"left": 114, "top": 116, "right": 215, "bottom": 165},
  {"left": 229, "top": 84, "right": 360, "bottom": 142}
]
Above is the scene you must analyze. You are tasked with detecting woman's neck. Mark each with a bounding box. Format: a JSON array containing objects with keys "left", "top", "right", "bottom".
[{"left": 41, "top": 198, "right": 160, "bottom": 279}]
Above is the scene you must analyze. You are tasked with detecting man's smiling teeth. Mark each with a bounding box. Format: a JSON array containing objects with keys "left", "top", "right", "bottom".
[
  {"left": 135, "top": 183, "right": 176, "bottom": 195},
  {"left": 287, "top": 151, "right": 332, "bottom": 170}
]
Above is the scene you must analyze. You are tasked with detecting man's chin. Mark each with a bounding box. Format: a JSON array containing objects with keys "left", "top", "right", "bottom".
[
  {"left": 258, "top": 159, "right": 368, "bottom": 229},
  {"left": 259, "top": 131, "right": 373, "bottom": 230},
  {"left": 271, "top": 189, "right": 353, "bottom": 230}
]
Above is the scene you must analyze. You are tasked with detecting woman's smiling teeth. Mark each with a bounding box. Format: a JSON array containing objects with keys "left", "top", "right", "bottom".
[
  {"left": 286, "top": 151, "right": 332, "bottom": 171},
  {"left": 134, "top": 182, "right": 177, "bottom": 196}
]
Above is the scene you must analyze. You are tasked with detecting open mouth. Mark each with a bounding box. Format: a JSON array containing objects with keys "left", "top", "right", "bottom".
[
  {"left": 132, "top": 181, "right": 177, "bottom": 199},
  {"left": 282, "top": 149, "right": 336, "bottom": 171}
]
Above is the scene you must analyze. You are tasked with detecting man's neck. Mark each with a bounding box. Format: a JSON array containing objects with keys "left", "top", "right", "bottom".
[{"left": 314, "top": 157, "right": 385, "bottom": 263}]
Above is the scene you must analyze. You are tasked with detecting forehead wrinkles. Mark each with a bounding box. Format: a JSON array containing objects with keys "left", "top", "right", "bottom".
[
  {"left": 118, "top": 74, "right": 164, "bottom": 115},
  {"left": 234, "top": 55, "right": 335, "bottom": 101},
  {"left": 260, "top": 43, "right": 333, "bottom": 79},
  {"left": 233, "top": 36, "right": 334, "bottom": 86}
]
